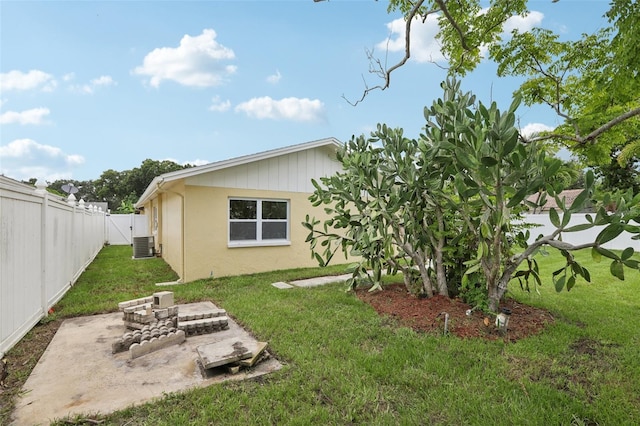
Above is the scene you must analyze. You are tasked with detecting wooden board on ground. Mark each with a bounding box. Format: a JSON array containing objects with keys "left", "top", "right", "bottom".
[
  {"left": 196, "top": 338, "right": 253, "bottom": 369},
  {"left": 239, "top": 341, "right": 269, "bottom": 367}
]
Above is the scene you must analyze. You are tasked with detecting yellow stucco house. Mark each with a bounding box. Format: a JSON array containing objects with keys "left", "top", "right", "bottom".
[{"left": 135, "top": 137, "right": 344, "bottom": 282}]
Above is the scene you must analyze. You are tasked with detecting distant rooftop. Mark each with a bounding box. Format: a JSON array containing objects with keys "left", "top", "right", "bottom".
[{"left": 526, "top": 189, "right": 586, "bottom": 212}]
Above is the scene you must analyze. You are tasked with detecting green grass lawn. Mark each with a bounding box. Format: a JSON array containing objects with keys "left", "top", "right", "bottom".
[{"left": 9, "top": 245, "right": 640, "bottom": 425}]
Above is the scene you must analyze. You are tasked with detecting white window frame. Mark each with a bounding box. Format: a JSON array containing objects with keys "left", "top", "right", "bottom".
[{"left": 228, "top": 197, "right": 290, "bottom": 247}]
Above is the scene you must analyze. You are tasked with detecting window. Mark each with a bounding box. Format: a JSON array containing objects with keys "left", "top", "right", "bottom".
[{"left": 229, "top": 198, "right": 289, "bottom": 246}]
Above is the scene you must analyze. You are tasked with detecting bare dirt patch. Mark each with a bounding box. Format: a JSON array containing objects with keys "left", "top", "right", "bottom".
[
  {"left": 356, "top": 283, "right": 554, "bottom": 341},
  {"left": 0, "top": 319, "right": 62, "bottom": 423}
]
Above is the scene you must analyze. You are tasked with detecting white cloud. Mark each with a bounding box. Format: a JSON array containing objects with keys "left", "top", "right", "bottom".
[
  {"left": 235, "top": 96, "right": 325, "bottom": 122},
  {"left": 186, "top": 159, "right": 210, "bottom": 166},
  {"left": 133, "top": 29, "right": 237, "bottom": 88},
  {"left": 503, "top": 11, "right": 544, "bottom": 35},
  {"left": 164, "top": 157, "right": 210, "bottom": 167},
  {"left": 70, "top": 75, "right": 116, "bottom": 94},
  {"left": 0, "top": 70, "right": 57, "bottom": 92},
  {"left": 377, "top": 15, "right": 445, "bottom": 64},
  {"left": 520, "top": 122, "right": 554, "bottom": 139},
  {"left": 266, "top": 70, "right": 282, "bottom": 84},
  {"left": 0, "top": 107, "right": 51, "bottom": 125},
  {"left": 209, "top": 95, "right": 231, "bottom": 112},
  {"left": 92, "top": 75, "right": 115, "bottom": 87},
  {"left": 0, "top": 139, "right": 85, "bottom": 181},
  {"left": 63, "top": 72, "right": 75, "bottom": 82},
  {"left": 476, "top": 9, "right": 545, "bottom": 59}
]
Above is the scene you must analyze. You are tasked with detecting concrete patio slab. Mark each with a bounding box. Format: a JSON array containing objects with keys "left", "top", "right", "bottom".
[
  {"left": 196, "top": 337, "right": 253, "bottom": 369},
  {"left": 271, "top": 281, "right": 294, "bottom": 289},
  {"left": 10, "top": 301, "right": 281, "bottom": 426},
  {"left": 289, "top": 273, "right": 352, "bottom": 288},
  {"left": 155, "top": 280, "right": 182, "bottom": 286}
]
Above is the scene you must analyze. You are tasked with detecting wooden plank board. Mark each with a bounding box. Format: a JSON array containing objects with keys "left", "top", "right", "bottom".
[
  {"left": 238, "top": 342, "right": 268, "bottom": 367},
  {"left": 196, "top": 338, "right": 253, "bottom": 369}
]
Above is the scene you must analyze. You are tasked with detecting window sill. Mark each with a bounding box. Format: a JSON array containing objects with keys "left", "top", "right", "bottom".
[{"left": 228, "top": 240, "right": 291, "bottom": 248}]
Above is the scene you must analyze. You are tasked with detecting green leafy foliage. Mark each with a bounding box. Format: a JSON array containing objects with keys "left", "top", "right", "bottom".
[
  {"left": 372, "top": 1, "right": 639, "bottom": 182},
  {"left": 37, "top": 160, "right": 192, "bottom": 211},
  {"left": 304, "top": 123, "right": 456, "bottom": 296},
  {"left": 49, "top": 159, "right": 192, "bottom": 211},
  {"left": 306, "top": 78, "right": 640, "bottom": 313}
]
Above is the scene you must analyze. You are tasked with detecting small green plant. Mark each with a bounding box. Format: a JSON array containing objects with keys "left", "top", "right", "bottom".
[
  {"left": 459, "top": 279, "right": 490, "bottom": 312},
  {"left": 38, "top": 313, "right": 58, "bottom": 325}
]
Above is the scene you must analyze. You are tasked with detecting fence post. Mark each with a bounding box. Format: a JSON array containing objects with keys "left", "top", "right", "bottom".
[
  {"left": 35, "top": 180, "right": 48, "bottom": 316},
  {"left": 0, "top": 177, "right": 112, "bottom": 355}
]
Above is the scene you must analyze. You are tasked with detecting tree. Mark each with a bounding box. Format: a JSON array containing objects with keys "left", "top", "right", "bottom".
[
  {"left": 115, "top": 198, "right": 136, "bottom": 214},
  {"left": 594, "top": 150, "right": 640, "bottom": 195},
  {"left": 306, "top": 79, "right": 640, "bottom": 312},
  {"left": 326, "top": 0, "right": 639, "bottom": 162},
  {"left": 47, "top": 179, "right": 98, "bottom": 203},
  {"left": 561, "top": 160, "right": 586, "bottom": 190},
  {"left": 305, "top": 125, "right": 455, "bottom": 298},
  {"left": 21, "top": 178, "right": 37, "bottom": 186},
  {"left": 93, "top": 159, "right": 191, "bottom": 211},
  {"left": 125, "top": 159, "right": 189, "bottom": 199},
  {"left": 94, "top": 169, "right": 127, "bottom": 211},
  {"left": 23, "top": 159, "right": 193, "bottom": 210}
]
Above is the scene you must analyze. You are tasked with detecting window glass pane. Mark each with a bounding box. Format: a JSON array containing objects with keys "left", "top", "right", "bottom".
[
  {"left": 230, "top": 200, "right": 256, "bottom": 219},
  {"left": 262, "top": 201, "right": 287, "bottom": 219},
  {"left": 262, "top": 222, "right": 287, "bottom": 239},
  {"left": 230, "top": 222, "right": 257, "bottom": 240}
]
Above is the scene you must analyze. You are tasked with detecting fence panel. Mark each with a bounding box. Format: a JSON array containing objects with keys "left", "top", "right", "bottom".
[
  {"left": 3, "top": 184, "right": 639, "bottom": 356},
  {"left": 106, "top": 214, "right": 148, "bottom": 245},
  {"left": 0, "top": 177, "right": 106, "bottom": 356},
  {"left": 523, "top": 213, "right": 640, "bottom": 252},
  {"left": 0, "top": 183, "right": 43, "bottom": 358}
]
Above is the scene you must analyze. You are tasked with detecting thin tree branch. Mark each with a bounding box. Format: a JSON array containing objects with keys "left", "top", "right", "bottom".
[
  {"left": 434, "top": 0, "right": 470, "bottom": 51},
  {"left": 525, "top": 132, "right": 581, "bottom": 144},
  {"left": 343, "top": 0, "right": 438, "bottom": 106},
  {"left": 546, "top": 240, "right": 598, "bottom": 251},
  {"left": 526, "top": 106, "right": 640, "bottom": 146},
  {"left": 516, "top": 42, "right": 584, "bottom": 136},
  {"left": 342, "top": 0, "right": 493, "bottom": 105},
  {"left": 580, "top": 106, "right": 640, "bottom": 144}
]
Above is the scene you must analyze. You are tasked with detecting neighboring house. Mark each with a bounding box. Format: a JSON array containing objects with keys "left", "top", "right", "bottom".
[
  {"left": 135, "top": 137, "right": 345, "bottom": 282},
  {"left": 526, "top": 189, "right": 591, "bottom": 213}
]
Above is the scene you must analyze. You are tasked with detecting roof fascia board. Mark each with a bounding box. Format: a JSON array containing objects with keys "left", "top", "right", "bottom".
[{"left": 135, "top": 137, "right": 342, "bottom": 207}]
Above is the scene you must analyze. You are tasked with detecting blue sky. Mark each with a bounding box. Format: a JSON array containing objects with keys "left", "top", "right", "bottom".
[{"left": 0, "top": 0, "right": 611, "bottom": 182}]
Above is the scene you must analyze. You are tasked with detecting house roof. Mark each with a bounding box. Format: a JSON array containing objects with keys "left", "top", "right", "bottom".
[
  {"left": 135, "top": 137, "right": 343, "bottom": 207},
  {"left": 526, "top": 189, "right": 584, "bottom": 211}
]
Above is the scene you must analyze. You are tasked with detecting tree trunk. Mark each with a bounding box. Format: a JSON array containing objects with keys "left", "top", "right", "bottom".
[
  {"left": 402, "top": 269, "right": 414, "bottom": 292},
  {"left": 488, "top": 273, "right": 512, "bottom": 312},
  {"left": 370, "top": 258, "right": 384, "bottom": 291},
  {"left": 435, "top": 209, "right": 449, "bottom": 296},
  {"left": 487, "top": 284, "right": 500, "bottom": 313},
  {"left": 396, "top": 231, "right": 435, "bottom": 298},
  {"left": 418, "top": 262, "right": 435, "bottom": 298}
]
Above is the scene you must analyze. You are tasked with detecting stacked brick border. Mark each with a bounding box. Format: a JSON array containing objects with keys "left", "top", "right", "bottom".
[{"left": 113, "top": 292, "right": 229, "bottom": 359}]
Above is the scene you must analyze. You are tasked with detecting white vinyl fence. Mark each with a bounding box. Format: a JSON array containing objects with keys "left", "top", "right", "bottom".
[
  {"left": 522, "top": 213, "right": 640, "bottom": 252},
  {"left": 1, "top": 177, "right": 636, "bottom": 357},
  {"left": 106, "top": 213, "right": 149, "bottom": 245},
  {"left": 0, "top": 177, "right": 107, "bottom": 356}
]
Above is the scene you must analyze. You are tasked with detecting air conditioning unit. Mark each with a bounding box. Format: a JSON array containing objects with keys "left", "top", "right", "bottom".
[{"left": 133, "top": 236, "right": 155, "bottom": 259}]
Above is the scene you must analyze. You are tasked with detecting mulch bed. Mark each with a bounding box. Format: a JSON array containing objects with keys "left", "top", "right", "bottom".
[{"left": 356, "top": 283, "right": 554, "bottom": 341}]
